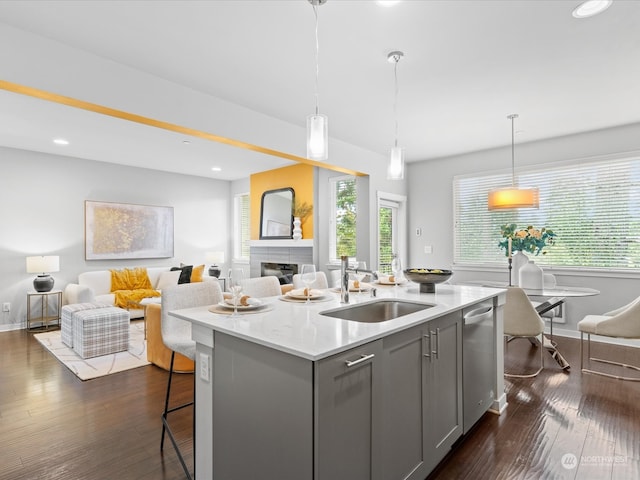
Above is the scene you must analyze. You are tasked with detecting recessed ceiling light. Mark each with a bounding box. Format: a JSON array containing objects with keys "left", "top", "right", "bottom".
[
  {"left": 377, "top": 1, "right": 401, "bottom": 7},
  {"left": 572, "top": 0, "right": 612, "bottom": 18},
  {"left": 53, "top": 138, "right": 69, "bottom": 145},
  {"left": 211, "top": 167, "right": 222, "bottom": 172},
  {"left": 182, "top": 140, "right": 191, "bottom": 145}
]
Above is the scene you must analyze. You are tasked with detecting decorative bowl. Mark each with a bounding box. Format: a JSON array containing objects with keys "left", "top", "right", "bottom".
[{"left": 403, "top": 268, "right": 453, "bottom": 293}]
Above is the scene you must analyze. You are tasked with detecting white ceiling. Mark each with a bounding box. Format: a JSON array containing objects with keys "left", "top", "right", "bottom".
[{"left": 1, "top": 0, "right": 640, "bottom": 180}]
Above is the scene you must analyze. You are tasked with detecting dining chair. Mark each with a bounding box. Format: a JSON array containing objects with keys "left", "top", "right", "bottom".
[
  {"left": 239, "top": 276, "right": 282, "bottom": 298},
  {"left": 503, "top": 287, "right": 546, "bottom": 378},
  {"left": 160, "top": 281, "right": 222, "bottom": 480},
  {"left": 577, "top": 295, "right": 640, "bottom": 381},
  {"left": 292, "top": 271, "right": 329, "bottom": 290}
]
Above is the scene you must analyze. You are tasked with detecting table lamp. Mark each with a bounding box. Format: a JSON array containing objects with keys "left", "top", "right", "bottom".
[
  {"left": 26, "top": 255, "right": 60, "bottom": 292},
  {"left": 205, "top": 251, "right": 225, "bottom": 278}
]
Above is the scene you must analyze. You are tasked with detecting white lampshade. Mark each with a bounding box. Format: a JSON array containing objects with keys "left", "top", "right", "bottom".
[
  {"left": 487, "top": 187, "right": 539, "bottom": 210},
  {"left": 307, "top": 113, "right": 328, "bottom": 161},
  {"left": 205, "top": 251, "right": 225, "bottom": 265},
  {"left": 387, "top": 146, "right": 405, "bottom": 180},
  {"left": 26, "top": 255, "right": 60, "bottom": 274}
]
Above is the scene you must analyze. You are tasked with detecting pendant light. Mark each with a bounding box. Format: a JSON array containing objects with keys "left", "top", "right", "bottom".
[
  {"left": 307, "top": 0, "right": 328, "bottom": 161},
  {"left": 487, "top": 114, "right": 539, "bottom": 210},
  {"left": 387, "top": 51, "right": 404, "bottom": 180}
]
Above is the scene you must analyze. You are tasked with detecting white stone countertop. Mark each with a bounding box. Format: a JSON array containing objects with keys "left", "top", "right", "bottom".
[{"left": 170, "top": 283, "right": 506, "bottom": 361}]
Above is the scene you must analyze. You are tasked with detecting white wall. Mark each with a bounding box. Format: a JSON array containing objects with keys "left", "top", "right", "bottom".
[
  {"left": 407, "top": 123, "right": 640, "bottom": 335},
  {"left": 0, "top": 146, "right": 230, "bottom": 330}
]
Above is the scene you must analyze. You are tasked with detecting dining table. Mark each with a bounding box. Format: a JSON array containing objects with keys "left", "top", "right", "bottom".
[{"left": 455, "top": 281, "right": 600, "bottom": 369}]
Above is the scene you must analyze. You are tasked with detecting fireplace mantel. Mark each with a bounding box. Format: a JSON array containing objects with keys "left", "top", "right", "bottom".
[{"left": 249, "top": 239, "right": 313, "bottom": 248}]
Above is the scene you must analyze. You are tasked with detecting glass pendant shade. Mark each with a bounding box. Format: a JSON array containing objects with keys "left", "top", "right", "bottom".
[
  {"left": 487, "top": 187, "right": 539, "bottom": 210},
  {"left": 387, "top": 146, "right": 405, "bottom": 180},
  {"left": 307, "top": 113, "right": 328, "bottom": 161}
]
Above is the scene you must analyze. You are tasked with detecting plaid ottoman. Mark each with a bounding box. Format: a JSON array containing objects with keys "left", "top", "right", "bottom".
[
  {"left": 61, "top": 303, "right": 110, "bottom": 348},
  {"left": 72, "top": 306, "right": 130, "bottom": 359}
]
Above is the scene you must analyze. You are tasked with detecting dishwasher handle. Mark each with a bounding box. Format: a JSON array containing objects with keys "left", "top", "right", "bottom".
[{"left": 464, "top": 306, "right": 493, "bottom": 325}]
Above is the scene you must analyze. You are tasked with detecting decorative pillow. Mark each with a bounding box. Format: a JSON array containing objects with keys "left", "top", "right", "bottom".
[
  {"left": 191, "top": 264, "right": 205, "bottom": 283},
  {"left": 110, "top": 267, "right": 153, "bottom": 292},
  {"left": 171, "top": 265, "right": 192, "bottom": 284},
  {"left": 156, "top": 270, "right": 181, "bottom": 290}
]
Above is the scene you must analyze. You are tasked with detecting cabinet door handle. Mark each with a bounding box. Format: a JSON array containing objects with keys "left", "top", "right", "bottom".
[
  {"left": 423, "top": 334, "right": 431, "bottom": 359},
  {"left": 434, "top": 328, "right": 440, "bottom": 359},
  {"left": 345, "top": 353, "right": 375, "bottom": 368}
]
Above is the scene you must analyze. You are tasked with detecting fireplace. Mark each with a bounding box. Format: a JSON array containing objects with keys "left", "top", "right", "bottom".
[
  {"left": 261, "top": 262, "right": 298, "bottom": 285},
  {"left": 249, "top": 240, "right": 313, "bottom": 281}
]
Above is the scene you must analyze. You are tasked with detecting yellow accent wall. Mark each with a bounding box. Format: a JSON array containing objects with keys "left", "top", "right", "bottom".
[{"left": 250, "top": 164, "right": 314, "bottom": 239}]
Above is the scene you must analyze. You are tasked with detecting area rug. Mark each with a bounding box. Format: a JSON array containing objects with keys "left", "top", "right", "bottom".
[{"left": 34, "top": 321, "right": 150, "bottom": 380}]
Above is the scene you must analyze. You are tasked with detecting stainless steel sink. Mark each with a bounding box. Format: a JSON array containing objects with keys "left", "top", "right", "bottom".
[{"left": 320, "top": 299, "right": 434, "bottom": 323}]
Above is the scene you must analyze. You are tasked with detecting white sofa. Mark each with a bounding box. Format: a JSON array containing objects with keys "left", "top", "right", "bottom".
[{"left": 64, "top": 267, "right": 212, "bottom": 319}]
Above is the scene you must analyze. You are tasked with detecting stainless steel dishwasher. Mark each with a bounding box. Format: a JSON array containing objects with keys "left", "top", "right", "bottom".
[{"left": 462, "top": 302, "right": 495, "bottom": 433}]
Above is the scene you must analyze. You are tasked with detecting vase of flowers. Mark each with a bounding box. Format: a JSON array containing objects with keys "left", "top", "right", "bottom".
[
  {"left": 499, "top": 224, "right": 556, "bottom": 286},
  {"left": 499, "top": 224, "right": 556, "bottom": 256},
  {"left": 292, "top": 200, "right": 313, "bottom": 241}
]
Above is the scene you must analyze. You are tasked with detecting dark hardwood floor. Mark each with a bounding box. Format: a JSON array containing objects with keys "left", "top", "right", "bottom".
[
  {"left": 0, "top": 326, "right": 194, "bottom": 480},
  {"left": 428, "top": 335, "right": 640, "bottom": 480},
  {"left": 1, "top": 327, "right": 639, "bottom": 479}
]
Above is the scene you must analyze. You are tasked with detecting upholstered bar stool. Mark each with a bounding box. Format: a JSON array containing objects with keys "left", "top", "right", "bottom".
[
  {"left": 146, "top": 303, "right": 194, "bottom": 372},
  {"left": 239, "top": 275, "right": 282, "bottom": 297},
  {"left": 160, "top": 281, "right": 222, "bottom": 480},
  {"left": 292, "top": 271, "right": 329, "bottom": 289}
]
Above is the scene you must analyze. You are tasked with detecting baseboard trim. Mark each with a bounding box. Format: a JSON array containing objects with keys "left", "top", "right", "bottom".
[
  {"left": 0, "top": 322, "right": 25, "bottom": 332},
  {"left": 547, "top": 326, "right": 640, "bottom": 349}
]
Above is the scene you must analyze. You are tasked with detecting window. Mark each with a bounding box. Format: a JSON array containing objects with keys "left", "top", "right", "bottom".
[
  {"left": 377, "top": 194, "right": 406, "bottom": 274},
  {"left": 454, "top": 155, "right": 640, "bottom": 269},
  {"left": 329, "top": 176, "right": 357, "bottom": 262},
  {"left": 234, "top": 193, "right": 250, "bottom": 261}
]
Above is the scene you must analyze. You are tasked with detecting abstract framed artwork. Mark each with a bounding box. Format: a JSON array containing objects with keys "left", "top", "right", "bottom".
[{"left": 85, "top": 200, "right": 174, "bottom": 260}]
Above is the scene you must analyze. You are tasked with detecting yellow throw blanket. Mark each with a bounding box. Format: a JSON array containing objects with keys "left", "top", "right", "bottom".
[
  {"left": 110, "top": 267, "right": 153, "bottom": 291},
  {"left": 113, "top": 289, "right": 161, "bottom": 309}
]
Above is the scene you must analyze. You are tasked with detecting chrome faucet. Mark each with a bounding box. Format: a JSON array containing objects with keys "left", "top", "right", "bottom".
[{"left": 340, "top": 256, "right": 378, "bottom": 304}]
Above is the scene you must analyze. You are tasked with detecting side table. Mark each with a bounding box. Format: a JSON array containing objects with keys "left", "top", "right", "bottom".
[{"left": 27, "top": 290, "right": 63, "bottom": 331}]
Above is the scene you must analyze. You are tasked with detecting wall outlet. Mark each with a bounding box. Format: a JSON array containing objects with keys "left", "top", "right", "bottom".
[
  {"left": 424, "top": 245, "right": 433, "bottom": 254},
  {"left": 2, "top": 303, "right": 9, "bottom": 312},
  {"left": 199, "top": 352, "right": 210, "bottom": 382}
]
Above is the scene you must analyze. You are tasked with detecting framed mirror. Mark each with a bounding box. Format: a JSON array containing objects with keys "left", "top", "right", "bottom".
[{"left": 260, "top": 187, "right": 295, "bottom": 239}]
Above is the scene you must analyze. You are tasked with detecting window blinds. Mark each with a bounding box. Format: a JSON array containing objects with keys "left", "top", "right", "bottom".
[{"left": 454, "top": 156, "right": 640, "bottom": 269}]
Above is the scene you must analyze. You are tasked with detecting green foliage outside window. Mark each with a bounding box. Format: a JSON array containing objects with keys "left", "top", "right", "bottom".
[
  {"left": 379, "top": 206, "right": 393, "bottom": 273},
  {"left": 335, "top": 178, "right": 357, "bottom": 258}
]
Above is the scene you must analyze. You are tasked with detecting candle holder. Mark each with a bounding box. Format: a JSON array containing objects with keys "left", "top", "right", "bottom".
[{"left": 508, "top": 257, "right": 513, "bottom": 286}]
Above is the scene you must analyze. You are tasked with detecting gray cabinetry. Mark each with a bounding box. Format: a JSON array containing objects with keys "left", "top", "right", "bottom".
[
  {"left": 315, "top": 339, "right": 383, "bottom": 480},
  {"left": 382, "top": 322, "right": 429, "bottom": 479},
  {"left": 212, "top": 332, "right": 313, "bottom": 480},
  {"left": 382, "top": 311, "right": 463, "bottom": 479},
  {"left": 425, "top": 312, "right": 463, "bottom": 471}
]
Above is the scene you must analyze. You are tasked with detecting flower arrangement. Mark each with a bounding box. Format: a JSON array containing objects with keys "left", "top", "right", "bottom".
[
  {"left": 499, "top": 223, "right": 556, "bottom": 256},
  {"left": 292, "top": 200, "right": 313, "bottom": 222}
]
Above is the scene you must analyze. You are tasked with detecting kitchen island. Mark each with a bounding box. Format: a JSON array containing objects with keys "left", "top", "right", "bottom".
[{"left": 170, "top": 283, "right": 507, "bottom": 480}]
